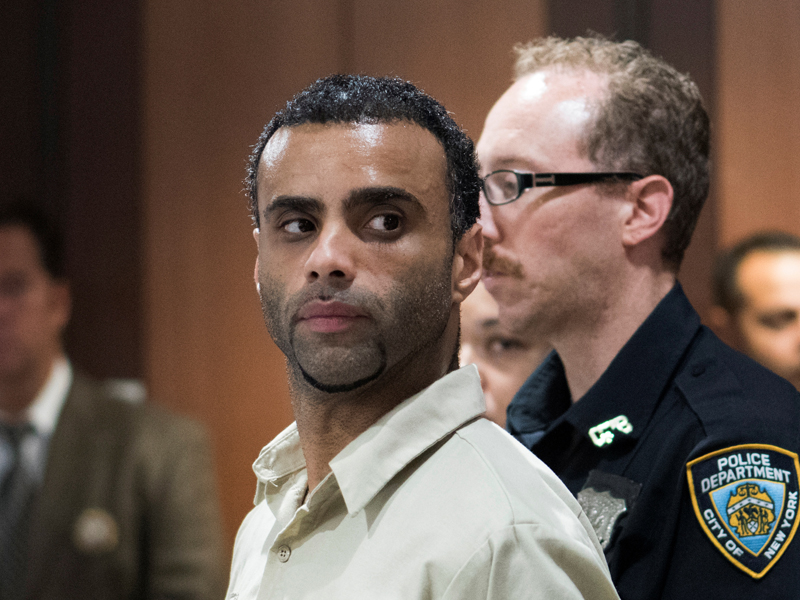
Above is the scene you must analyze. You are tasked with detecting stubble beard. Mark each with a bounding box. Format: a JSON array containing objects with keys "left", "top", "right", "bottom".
[{"left": 257, "top": 257, "right": 454, "bottom": 397}]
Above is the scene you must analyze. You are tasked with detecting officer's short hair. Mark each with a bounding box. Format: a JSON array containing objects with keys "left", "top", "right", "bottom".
[
  {"left": 514, "top": 35, "right": 710, "bottom": 271},
  {"left": 713, "top": 231, "right": 800, "bottom": 314}
]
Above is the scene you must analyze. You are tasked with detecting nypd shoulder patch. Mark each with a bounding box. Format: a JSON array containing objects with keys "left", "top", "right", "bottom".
[{"left": 687, "top": 444, "right": 800, "bottom": 578}]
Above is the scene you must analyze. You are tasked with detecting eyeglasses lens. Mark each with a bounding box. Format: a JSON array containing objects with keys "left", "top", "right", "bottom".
[{"left": 483, "top": 171, "right": 519, "bottom": 205}]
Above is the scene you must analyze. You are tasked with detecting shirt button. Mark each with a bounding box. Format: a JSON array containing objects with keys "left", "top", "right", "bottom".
[
  {"left": 277, "top": 545, "right": 291, "bottom": 562},
  {"left": 691, "top": 364, "right": 706, "bottom": 377}
]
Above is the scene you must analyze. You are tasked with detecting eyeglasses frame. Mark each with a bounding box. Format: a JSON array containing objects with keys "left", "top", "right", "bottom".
[{"left": 482, "top": 170, "right": 644, "bottom": 206}]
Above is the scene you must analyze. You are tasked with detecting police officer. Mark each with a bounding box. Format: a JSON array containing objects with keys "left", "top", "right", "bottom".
[{"left": 477, "top": 35, "right": 800, "bottom": 598}]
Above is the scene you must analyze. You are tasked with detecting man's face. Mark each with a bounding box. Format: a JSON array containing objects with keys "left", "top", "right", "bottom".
[
  {"left": 0, "top": 225, "right": 69, "bottom": 385},
  {"left": 254, "top": 122, "right": 470, "bottom": 394},
  {"left": 460, "top": 281, "right": 549, "bottom": 427},
  {"left": 476, "top": 70, "right": 627, "bottom": 337},
  {"left": 734, "top": 250, "right": 800, "bottom": 389}
]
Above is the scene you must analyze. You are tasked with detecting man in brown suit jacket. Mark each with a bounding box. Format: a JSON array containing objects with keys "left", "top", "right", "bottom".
[{"left": 0, "top": 203, "right": 226, "bottom": 599}]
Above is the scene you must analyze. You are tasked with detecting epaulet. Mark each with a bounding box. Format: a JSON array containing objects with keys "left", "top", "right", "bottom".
[{"left": 674, "top": 327, "right": 800, "bottom": 439}]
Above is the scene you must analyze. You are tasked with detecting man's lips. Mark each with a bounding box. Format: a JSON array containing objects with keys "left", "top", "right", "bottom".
[{"left": 294, "top": 301, "right": 368, "bottom": 333}]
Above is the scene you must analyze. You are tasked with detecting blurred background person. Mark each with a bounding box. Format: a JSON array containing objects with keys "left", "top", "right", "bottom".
[
  {"left": 460, "top": 281, "right": 550, "bottom": 427},
  {"left": 0, "top": 202, "right": 226, "bottom": 600},
  {"left": 710, "top": 231, "right": 800, "bottom": 390}
]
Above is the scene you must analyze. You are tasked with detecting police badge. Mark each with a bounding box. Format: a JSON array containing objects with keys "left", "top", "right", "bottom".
[
  {"left": 687, "top": 444, "right": 800, "bottom": 578},
  {"left": 577, "top": 470, "right": 642, "bottom": 550}
]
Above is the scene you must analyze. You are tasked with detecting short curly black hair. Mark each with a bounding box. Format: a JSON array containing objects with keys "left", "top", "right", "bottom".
[{"left": 246, "top": 74, "right": 481, "bottom": 241}]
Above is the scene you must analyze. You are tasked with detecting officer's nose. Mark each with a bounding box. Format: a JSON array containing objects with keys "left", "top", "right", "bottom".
[{"left": 478, "top": 194, "right": 501, "bottom": 244}]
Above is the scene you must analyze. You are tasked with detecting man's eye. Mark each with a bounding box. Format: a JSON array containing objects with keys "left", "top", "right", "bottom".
[
  {"left": 282, "top": 219, "right": 315, "bottom": 234},
  {"left": 366, "top": 214, "right": 401, "bottom": 232},
  {"left": 758, "top": 311, "right": 797, "bottom": 330},
  {"left": 0, "top": 275, "right": 30, "bottom": 299},
  {"left": 487, "top": 337, "right": 526, "bottom": 356}
]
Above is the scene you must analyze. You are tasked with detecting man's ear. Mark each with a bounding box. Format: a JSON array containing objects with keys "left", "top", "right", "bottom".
[
  {"left": 253, "top": 228, "right": 260, "bottom": 291},
  {"left": 452, "top": 223, "right": 483, "bottom": 304},
  {"left": 621, "top": 175, "right": 673, "bottom": 248},
  {"left": 50, "top": 280, "right": 72, "bottom": 334}
]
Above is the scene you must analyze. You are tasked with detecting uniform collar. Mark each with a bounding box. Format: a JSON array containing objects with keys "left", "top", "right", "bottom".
[
  {"left": 252, "top": 366, "right": 486, "bottom": 513},
  {"left": 507, "top": 284, "right": 701, "bottom": 449},
  {"left": 505, "top": 351, "right": 570, "bottom": 436}
]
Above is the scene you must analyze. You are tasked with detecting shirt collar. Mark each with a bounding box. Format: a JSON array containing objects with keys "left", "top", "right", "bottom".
[
  {"left": 252, "top": 365, "right": 486, "bottom": 514},
  {"left": 505, "top": 350, "right": 571, "bottom": 436},
  {"left": 507, "top": 284, "right": 700, "bottom": 448},
  {"left": 252, "top": 422, "right": 306, "bottom": 505},
  {"left": 9, "top": 358, "right": 72, "bottom": 436}
]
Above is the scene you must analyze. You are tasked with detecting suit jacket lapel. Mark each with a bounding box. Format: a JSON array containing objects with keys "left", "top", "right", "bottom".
[{"left": 25, "top": 375, "right": 99, "bottom": 596}]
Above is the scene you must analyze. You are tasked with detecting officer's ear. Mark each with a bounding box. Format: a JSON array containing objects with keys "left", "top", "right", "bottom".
[
  {"left": 48, "top": 278, "right": 71, "bottom": 338},
  {"left": 620, "top": 175, "right": 673, "bottom": 248},
  {"left": 452, "top": 223, "right": 483, "bottom": 304}
]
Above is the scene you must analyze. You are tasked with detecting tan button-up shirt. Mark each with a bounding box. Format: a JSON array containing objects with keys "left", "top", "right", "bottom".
[{"left": 227, "top": 366, "right": 619, "bottom": 600}]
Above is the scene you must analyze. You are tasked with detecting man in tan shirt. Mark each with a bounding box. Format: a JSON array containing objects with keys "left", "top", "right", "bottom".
[{"left": 225, "top": 74, "right": 619, "bottom": 600}]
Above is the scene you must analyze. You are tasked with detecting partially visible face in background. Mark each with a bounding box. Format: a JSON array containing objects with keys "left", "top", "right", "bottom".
[
  {"left": 732, "top": 250, "right": 800, "bottom": 390},
  {"left": 0, "top": 225, "right": 70, "bottom": 409},
  {"left": 460, "top": 281, "right": 550, "bottom": 426}
]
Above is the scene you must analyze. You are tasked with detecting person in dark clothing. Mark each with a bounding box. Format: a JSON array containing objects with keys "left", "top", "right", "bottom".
[{"left": 476, "top": 35, "right": 800, "bottom": 599}]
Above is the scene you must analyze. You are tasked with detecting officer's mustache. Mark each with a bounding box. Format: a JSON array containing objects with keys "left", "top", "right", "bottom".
[{"left": 483, "top": 247, "right": 524, "bottom": 278}]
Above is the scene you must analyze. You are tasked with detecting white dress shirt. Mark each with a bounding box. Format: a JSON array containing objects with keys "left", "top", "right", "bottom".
[
  {"left": 0, "top": 358, "right": 71, "bottom": 487},
  {"left": 227, "top": 365, "right": 619, "bottom": 600}
]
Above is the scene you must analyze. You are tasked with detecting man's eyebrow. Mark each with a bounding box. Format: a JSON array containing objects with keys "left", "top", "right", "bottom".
[
  {"left": 343, "top": 186, "right": 427, "bottom": 214},
  {"left": 262, "top": 196, "right": 323, "bottom": 221},
  {"left": 484, "top": 158, "right": 544, "bottom": 173}
]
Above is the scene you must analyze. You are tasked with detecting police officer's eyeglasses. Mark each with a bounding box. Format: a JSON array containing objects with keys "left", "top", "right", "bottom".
[{"left": 481, "top": 170, "right": 644, "bottom": 206}]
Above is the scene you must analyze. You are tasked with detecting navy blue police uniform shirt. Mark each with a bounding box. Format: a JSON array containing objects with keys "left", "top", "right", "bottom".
[{"left": 506, "top": 284, "right": 800, "bottom": 599}]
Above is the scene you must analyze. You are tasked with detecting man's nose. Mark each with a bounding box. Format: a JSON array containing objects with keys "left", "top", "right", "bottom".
[{"left": 304, "top": 224, "right": 357, "bottom": 286}]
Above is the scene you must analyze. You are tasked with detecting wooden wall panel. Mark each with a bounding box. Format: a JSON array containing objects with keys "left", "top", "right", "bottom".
[
  {"left": 1, "top": 0, "right": 42, "bottom": 200},
  {"left": 62, "top": 0, "right": 144, "bottom": 379},
  {"left": 351, "top": 0, "right": 548, "bottom": 141},
  {"left": 716, "top": 0, "right": 800, "bottom": 246},
  {"left": 648, "top": 0, "right": 717, "bottom": 318},
  {"left": 142, "top": 0, "right": 344, "bottom": 550}
]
